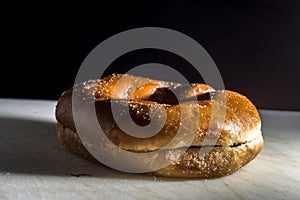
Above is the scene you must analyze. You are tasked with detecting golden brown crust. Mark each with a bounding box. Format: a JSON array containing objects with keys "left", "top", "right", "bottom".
[
  {"left": 57, "top": 122, "right": 95, "bottom": 161},
  {"left": 55, "top": 74, "right": 263, "bottom": 178},
  {"left": 56, "top": 122, "right": 263, "bottom": 178},
  {"left": 154, "top": 134, "right": 263, "bottom": 178}
]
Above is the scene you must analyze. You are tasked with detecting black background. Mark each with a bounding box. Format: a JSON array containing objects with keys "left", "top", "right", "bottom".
[{"left": 2, "top": 1, "right": 300, "bottom": 110}]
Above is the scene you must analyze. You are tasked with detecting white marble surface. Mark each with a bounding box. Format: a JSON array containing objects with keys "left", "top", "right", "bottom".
[{"left": 0, "top": 99, "right": 299, "bottom": 200}]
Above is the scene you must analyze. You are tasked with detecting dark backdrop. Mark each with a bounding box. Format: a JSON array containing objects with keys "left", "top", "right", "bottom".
[{"left": 2, "top": 1, "right": 300, "bottom": 110}]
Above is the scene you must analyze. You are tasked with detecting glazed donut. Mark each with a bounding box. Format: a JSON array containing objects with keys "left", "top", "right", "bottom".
[{"left": 55, "top": 74, "right": 263, "bottom": 178}]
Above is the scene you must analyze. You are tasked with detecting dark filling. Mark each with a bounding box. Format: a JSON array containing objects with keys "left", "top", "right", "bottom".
[
  {"left": 147, "top": 87, "right": 180, "bottom": 105},
  {"left": 146, "top": 87, "right": 216, "bottom": 105},
  {"left": 188, "top": 141, "right": 248, "bottom": 149}
]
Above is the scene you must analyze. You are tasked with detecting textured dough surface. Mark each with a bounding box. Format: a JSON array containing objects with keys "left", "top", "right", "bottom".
[{"left": 55, "top": 74, "right": 263, "bottom": 178}]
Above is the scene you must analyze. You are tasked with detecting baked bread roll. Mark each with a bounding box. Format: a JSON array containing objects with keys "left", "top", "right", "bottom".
[{"left": 55, "top": 74, "right": 263, "bottom": 178}]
